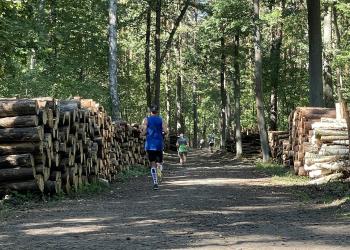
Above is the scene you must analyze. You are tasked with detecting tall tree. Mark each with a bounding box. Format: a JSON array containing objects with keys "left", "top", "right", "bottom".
[
  {"left": 233, "top": 31, "right": 242, "bottom": 158},
  {"left": 253, "top": 0, "right": 270, "bottom": 162},
  {"left": 323, "top": 2, "right": 334, "bottom": 108},
  {"left": 108, "top": 0, "right": 120, "bottom": 120},
  {"left": 306, "top": 0, "right": 323, "bottom": 107},
  {"left": 145, "top": 2, "right": 152, "bottom": 109},
  {"left": 269, "top": 0, "right": 284, "bottom": 131},
  {"left": 220, "top": 35, "right": 227, "bottom": 148},
  {"left": 153, "top": 0, "right": 162, "bottom": 107},
  {"left": 152, "top": 0, "right": 190, "bottom": 107},
  {"left": 192, "top": 79, "right": 198, "bottom": 148}
]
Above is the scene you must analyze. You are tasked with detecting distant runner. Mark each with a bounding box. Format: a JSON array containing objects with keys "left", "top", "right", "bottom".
[
  {"left": 176, "top": 133, "right": 188, "bottom": 165},
  {"left": 208, "top": 134, "right": 215, "bottom": 153}
]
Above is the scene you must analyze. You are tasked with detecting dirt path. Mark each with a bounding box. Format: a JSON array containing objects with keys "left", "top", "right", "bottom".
[{"left": 1, "top": 150, "right": 349, "bottom": 249}]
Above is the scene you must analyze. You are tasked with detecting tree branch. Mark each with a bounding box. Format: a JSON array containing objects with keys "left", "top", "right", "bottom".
[{"left": 160, "top": 0, "right": 190, "bottom": 64}]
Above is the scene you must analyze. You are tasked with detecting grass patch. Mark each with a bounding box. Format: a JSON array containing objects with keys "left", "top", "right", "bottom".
[
  {"left": 0, "top": 191, "right": 43, "bottom": 219},
  {"left": 256, "top": 161, "right": 350, "bottom": 206},
  {"left": 256, "top": 161, "right": 309, "bottom": 185},
  {"left": 116, "top": 165, "right": 149, "bottom": 183}
]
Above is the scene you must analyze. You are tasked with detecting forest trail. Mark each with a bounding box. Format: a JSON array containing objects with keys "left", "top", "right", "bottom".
[{"left": 0, "top": 150, "right": 349, "bottom": 249}]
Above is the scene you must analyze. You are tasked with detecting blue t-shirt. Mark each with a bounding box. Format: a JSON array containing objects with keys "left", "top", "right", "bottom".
[{"left": 145, "top": 115, "right": 163, "bottom": 151}]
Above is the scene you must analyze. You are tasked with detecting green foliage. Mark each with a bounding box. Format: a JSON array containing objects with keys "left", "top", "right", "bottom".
[
  {"left": 256, "top": 160, "right": 309, "bottom": 185},
  {"left": 116, "top": 165, "right": 149, "bottom": 182}
]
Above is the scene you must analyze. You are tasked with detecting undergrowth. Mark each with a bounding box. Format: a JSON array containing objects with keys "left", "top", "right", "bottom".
[
  {"left": 256, "top": 161, "right": 308, "bottom": 185},
  {"left": 116, "top": 165, "right": 149, "bottom": 183},
  {"left": 255, "top": 161, "right": 350, "bottom": 207}
]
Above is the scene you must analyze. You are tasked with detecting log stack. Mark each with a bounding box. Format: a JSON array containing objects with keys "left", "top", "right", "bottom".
[
  {"left": 268, "top": 131, "right": 289, "bottom": 164},
  {"left": 226, "top": 133, "right": 261, "bottom": 155},
  {"left": 304, "top": 117, "right": 350, "bottom": 184},
  {"left": 0, "top": 97, "right": 147, "bottom": 197},
  {"left": 287, "top": 107, "right": 336, "bottom": 175},
  {"left": 0, "top": 99, "right": 46, "bottom": 193}
]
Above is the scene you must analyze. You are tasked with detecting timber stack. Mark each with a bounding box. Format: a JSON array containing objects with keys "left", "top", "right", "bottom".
[
  {"left": 304, "top": 110, "right": 350, "bottom": 184},
  {"left": 0, "top": 97, "right": 147, "bottom": 197},
  {"left": 226, "top": 133, "right": 261, "bottom": 155},
  {"left": 268, "top": 131, "right": 289, "bottom": 164},
  {"left": 287, "top": 107, "right": 336, "bottom": 176}
]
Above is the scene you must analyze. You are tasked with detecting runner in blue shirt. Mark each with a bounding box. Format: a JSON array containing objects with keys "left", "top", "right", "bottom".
[{"left": 142, "top": 105, "right": 167, "bottom": 190}]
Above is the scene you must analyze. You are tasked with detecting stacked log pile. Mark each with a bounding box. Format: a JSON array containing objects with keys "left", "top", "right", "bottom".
[
  {"left": 268, "top": 131, "right": 289, "bottom": 164},
  {"left": 304, "top": 116, "right": 350, "bottom": 184},
  {"left": 287, "top": 107, "right": 336, "bottom": 175},
  {"left": 226, "top": 133, "right": 261, "bottom": 155},
  {"left": 0, "top": 98, "right": 147, "bottom": 196}
]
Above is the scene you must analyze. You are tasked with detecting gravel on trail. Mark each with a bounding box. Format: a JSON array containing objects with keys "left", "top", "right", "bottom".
[{"left": 0, "top": 150, "right": 349, "bottom": 250}]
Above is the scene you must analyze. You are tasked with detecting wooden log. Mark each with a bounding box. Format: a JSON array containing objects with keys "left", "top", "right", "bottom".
[
  {"left": 0, "top": 142, "right": 43, "bottom": 155},
  {"left": 305, "top": 155, "right": 347, "bottom": 165},
  {"left": 314, "top": 129, "right": 348, "bottom": 137},
  {"left": 308, "top": 169, "right": 333, "bottom": 178},
  {"left": 308, "top": 161, "right": 350, "bottom": 171},
  {"left": 0, "top": 126, "right": 44, "bottom": 142},
  {"left": 45, "top": 180, "right": 62, "bottom": 194},
  {"left": 35, "top": 165, "right": 50, "bottom": 181},
  {"left": 0, "top": 99, "right": 39, "bottom": 117},
  {"left": 309, "top": 172, "right": 344, "bottom": 185},
  {"left": 0, "top": 154, "right": 34, "bottom": 168},
  {"left": 0, "top": 167, "right": 35, "bottom": 182},
  {"left": 0, "top": 115, "right": 39, "bottom": 128},
  {"left": 319, "top": 144, "right": 349, "bottom": 156},
  {"left": 312, "top": 121, "right": 347, "bottom": 130},
  {"left": 0, "top": 175, "right": 44, "bottom": 193}
]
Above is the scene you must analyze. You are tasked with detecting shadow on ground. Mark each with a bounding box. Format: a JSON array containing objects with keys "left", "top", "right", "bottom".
[{"left": 0, "top": 149, "right": 349, "bottom": 249}]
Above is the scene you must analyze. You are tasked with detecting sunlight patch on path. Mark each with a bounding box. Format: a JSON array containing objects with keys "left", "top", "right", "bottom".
[
  {"left": 23, "top": 225, "right": 106, "bottom": 236},
  {"left": 166, "top": 178, "right": 269, "bottom": 187}
]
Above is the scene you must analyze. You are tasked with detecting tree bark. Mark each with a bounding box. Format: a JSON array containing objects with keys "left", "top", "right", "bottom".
[
  {"left": 175, "top": 37, "right": 185, "bottom": 134},
  {"left": 153, "top": 0, "right": 162, "bottom": 107},
  {"left": 233, "top": 32, "right": 242, "bottom": 157},
  {"left": 253, "top": 0, "right": 270, "bottom": 162},
  {"left": 108, "top": 0, "right": 121, "bottom": 120},
  {"left": 306, "top": 0, "right": 324, "bottom": 107},
  {"left": 145, "top": 3, "right": 152, "bottom": 108},
  {"left": 269, "top": 0, "right": 284, "bottom": 131},
  {"left": 0, "top": 100, "right": 39, "bottom": 117},
  {"left": 192, "top": 80, "right": 198, "bottom": 148},
  {"left": 0, "top": 154, "right": 35, "bottom": 169},
  {"left": 220, "top": 36, "right": 227, "bottom": 148},
  {"left": 0, "top": 127, "right": 44, "bottom": 142},
  {"left": 165, "top": 56, "right": 171, "bottom": 135},
  {"left": 333, "top": 3, "right": 343, "bottom": 103},
  {"left": 0, "top": 115, "right": 39, "bottom": 128},
  {"left": 323, "top": 3, "right": 334, "bottom": 108}
]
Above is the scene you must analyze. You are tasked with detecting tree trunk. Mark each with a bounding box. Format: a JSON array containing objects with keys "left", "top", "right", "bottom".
[
  {"left": 153, "top": 0, "right": 162, "bottom": 107},
  {"left": 165, "top": 56, "right": 171, "bottom": 135},
  {"left": 176, "top": 37, "right": 185, "bottom": 133},
  {"left": 233, "top": 32, "right": 242, "bottom": 157},
  {"left": 323, "top": 3, "right": 334, "bottom": 108},
  {"left": 0, "top": 127, "right": 44, "bottom": 142},
  {"left": 269, "top": 0, "right": 284, "bottom": 131},
  {"left": 108, "top": 0, "right": 120, "bottom": 121},
  {"left": 307, "top": 0, "right": 324, "bottom": 107},
  {"left": 145, "top": 3, "right": 152, "bottom": 108},
  {"left": 333, "top": 4, "right": 343, "bottom": 103},
  {"left": 253, "top": 0, "right": 270, "bottom": 162},
  {"left": 220, "top": 36, "right": 227, "bottom": 148},
  {"left": 192, "top": 80, "right": 198, "bottom": 148}
]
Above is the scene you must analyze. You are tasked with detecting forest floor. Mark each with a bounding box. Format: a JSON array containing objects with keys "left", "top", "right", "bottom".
[{"left": 0, "top": 150, "right": 350, "bottom": 249}]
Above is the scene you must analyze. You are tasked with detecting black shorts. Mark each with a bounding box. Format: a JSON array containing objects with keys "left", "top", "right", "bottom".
[
  {"left": 147, "top": 150, "right": 163, "bottom": 163},
  {"left": 209, "top": 142, "right": 214, "bottom": 146}
]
